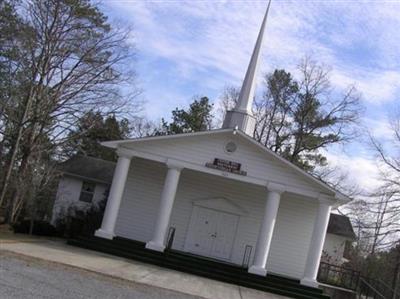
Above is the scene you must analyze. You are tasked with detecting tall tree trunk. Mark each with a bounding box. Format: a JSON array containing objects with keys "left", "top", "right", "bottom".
[
  {"left": 9, "top": 150, "right": 33, "bottom": 224},
  {"left": 29, "top": 218, "right": 34, "bottom": 235},
  {"left": 392, "top": 249, "right": 400, "bottom": 299},
  {"left": 392, "top": 269, "right": 399, "bottom": 299},
  {"left": 0, "top": 86, "right": 36, "bottom": 207},
  {"left": 0, "top": 14, "right": 49, "bottom": 208}
]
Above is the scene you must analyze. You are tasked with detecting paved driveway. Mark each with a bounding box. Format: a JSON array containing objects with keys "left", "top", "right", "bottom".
[
  {"left": 0, "top": 252, "right": 203, "bottom": 299},
  {"left": 0, "top": 233, "right": 288, "bottom": 299}
]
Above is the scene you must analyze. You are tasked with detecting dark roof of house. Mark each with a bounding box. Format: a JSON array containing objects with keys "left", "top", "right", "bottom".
[
  {"left": 58, "top": 155, "right": 116, "bottom": 184},
  {"left": 327, "top": 214, "right": 356, "bottom": 240}
]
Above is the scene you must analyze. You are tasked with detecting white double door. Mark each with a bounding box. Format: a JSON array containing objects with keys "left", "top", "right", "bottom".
[{"left": 185, "top": 206, "right": 239, "bottom": 260}]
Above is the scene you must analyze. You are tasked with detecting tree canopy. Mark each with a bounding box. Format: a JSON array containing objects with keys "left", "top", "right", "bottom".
[
  {"left": 221, "top": 58, "right": 361, "bottom": 172},
  {"left": 0, "top": 0, "right": 139, "bottom": 223},
  {"left": 158, "top": 96, "right": 213, "bottom": 135},
  {"left": 63, "top": 111, "right": 130, "bottom": 162}
]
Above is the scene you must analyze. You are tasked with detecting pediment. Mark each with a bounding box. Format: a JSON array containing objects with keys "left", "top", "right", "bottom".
[{"left": 102, "top": 129, "right": 344, "bottom": 201}]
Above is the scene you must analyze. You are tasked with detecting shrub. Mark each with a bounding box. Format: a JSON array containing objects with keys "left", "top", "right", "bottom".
[
  {"left": 12, "top": 220, "right": 59, "bottom": 236},
  {"left": 55, "top": 198, "right": 106, "bottom": 238}
]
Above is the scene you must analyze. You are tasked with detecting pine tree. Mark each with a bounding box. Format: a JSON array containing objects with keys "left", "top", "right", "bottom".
[
  {"left": 63, "top": 112, "right": 130, "bottom": 161},
  {"left": 158, "top": 96, "right": 213, "bottom": 135}
]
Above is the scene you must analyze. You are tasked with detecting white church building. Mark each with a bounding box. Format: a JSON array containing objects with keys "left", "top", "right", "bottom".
[{"left": 92, "top": 3, "right": 351, "bottom": 291}]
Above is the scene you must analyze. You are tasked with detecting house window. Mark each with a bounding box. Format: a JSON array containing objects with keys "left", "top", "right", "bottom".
[{"left": 79, "top": 181, "right": 96, "bottom": 203}]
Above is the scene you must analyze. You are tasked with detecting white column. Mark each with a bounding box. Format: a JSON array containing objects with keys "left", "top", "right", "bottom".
[
  {"left": 146, "top": 161, "right": 183, "bottom": 252},
  {"left": 95, "top": 148, "right": 133, "bottom": 239},
  {"left": 249, "top": 182, "right": 285, "bottom": 276},
  {"left": 301, "top": 199, "right": 332, "bottom": 287}
]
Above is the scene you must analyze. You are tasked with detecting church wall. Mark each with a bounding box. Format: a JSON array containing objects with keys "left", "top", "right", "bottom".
[{"left": 115, "top": 157, "right": 319, "bottom": 279}]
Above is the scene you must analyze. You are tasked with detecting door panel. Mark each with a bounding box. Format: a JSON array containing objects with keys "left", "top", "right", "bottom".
[
  {"left": 187, "top": 206, "right": 217, "bottom": 256},
  {"left": 211, "top": 212, "right": 239, "bottom": 259},
  {"left": 186, "top": 206, "right": 239, "bottom": 261}
]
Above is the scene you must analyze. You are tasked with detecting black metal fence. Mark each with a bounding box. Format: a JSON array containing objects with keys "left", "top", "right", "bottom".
[
  {"left": 318, "top": 262, "right": 360, "bottom": 290},
  {"left": 357, "top": 277, "right": 386, "bottom": 299},
  {"left": 318, "top": 262, "right": 400, "bottom": 299},
  {"left": 358, "top": 277, "right": 400, "bottom": 299}
]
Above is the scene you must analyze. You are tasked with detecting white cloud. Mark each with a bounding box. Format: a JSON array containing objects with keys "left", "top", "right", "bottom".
[
  {"left": 106, "top": 1, "right": 400, "bottom": 106},
  {"left": 323, "top": 150, "right": 382, "bottom": 191},
  {"left": 96, "top": 1, "right": 400, "bottom": 194},
  {"left": 364, "top": 116, "right": 392, "bottom": 137},
  {"left": 331, "top": 69, "right": 400, "bottom": 104}
]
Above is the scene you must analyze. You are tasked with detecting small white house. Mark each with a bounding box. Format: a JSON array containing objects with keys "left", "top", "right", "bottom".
[
  {"left": 322, "top": 214, "right": 356, "bottom": 265},
  {"left": 51, "top": 156, "right": 115, "bottom": 225}
]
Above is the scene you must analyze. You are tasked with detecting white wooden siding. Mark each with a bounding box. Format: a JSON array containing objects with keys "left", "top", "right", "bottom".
[
  {"left": 322, "top": 233, "right": 348, "bottom": 265},
  {"left": 122, "top": 132, "right": 328, "bottom": 196},
  {"left": 115, "top": 158, "right": 319, "bottom": 279},
  {"left": 51, "top": 176, "right": 109, "bottom": 224}
]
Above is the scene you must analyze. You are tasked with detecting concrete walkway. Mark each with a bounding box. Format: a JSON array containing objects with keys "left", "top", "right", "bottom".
[{"left": 0, "top": 233, "right": 289, "bottom": 299}]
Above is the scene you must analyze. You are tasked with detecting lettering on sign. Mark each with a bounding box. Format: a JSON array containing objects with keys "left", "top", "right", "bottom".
[{"left": 205, "top": 158, "right": 247, "bottom": 176}]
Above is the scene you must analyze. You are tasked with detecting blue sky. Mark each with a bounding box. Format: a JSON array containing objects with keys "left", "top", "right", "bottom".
[{"left": 102, "top": 0, "right": 400, "bottom": 190}]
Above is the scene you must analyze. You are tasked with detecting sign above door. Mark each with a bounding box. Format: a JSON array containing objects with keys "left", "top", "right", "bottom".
[{"left": 205, "top": 158, "right": 247, "bottom": 176}]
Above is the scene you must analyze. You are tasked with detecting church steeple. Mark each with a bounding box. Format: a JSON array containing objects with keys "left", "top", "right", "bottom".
[{"left": 222, "top": 0, "right": 271, "bottom": 135}]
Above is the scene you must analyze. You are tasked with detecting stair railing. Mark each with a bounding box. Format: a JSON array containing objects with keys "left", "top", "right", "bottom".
[
  {"left": 242, "top": 245, "right": 253, "bottom": 268},
  {"left": 357, "top": 277, "right": 387, "bottom": 299},
  {"left": 318, "top": 262, "right": 360, "bottom": 290},
  {"left": 373, "top": 278, "right": 400, "bottom": 299},
  {"left": 165, "top": 226, "right": 176, "bottom": 253},
  {"left": 359, "top": 277, "right": 400, "bottom": 299}
]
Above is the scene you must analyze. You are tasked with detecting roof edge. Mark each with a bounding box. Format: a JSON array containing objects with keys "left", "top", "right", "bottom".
[
  {"left": 235, "top": 131, "right": 351, "bottom": 202},
  {"left": 101, "top": 128, "right": 234, "bottom": 149},
  {"left": 101, "top": 129, "right": 351, "bottom": 202}
]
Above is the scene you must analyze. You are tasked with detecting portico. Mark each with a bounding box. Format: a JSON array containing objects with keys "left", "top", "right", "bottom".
[{"left": 94, "top": 129, "right": 342, "bottom": 286}]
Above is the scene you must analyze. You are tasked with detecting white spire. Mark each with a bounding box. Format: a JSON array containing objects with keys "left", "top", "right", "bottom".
[
  {"left": 236, "top": 0, "right": 271, "bottom": 113},
  {"left": 222, "top": 1, "right": 271, "bottom": 135}
]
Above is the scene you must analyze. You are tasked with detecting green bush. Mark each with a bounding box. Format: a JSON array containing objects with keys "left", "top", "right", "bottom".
[
  {"left": 12, "top": 220, "right": 59, "bottom": 236},
  {"left": 55, "top": 198, "right": 106, "bottom": 238}
]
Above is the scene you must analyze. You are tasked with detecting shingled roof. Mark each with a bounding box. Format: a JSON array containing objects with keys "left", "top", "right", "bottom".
[
  {"left": 327, "top": 214, "right": 356, "bottom": 240},
  {"left": 58, "top": 155, "right": 116, "bottom": 184}
]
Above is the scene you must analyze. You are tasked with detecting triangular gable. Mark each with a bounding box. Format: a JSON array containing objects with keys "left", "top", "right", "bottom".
[{"left": 102, "top": 129, "right": 347, "bottom": 201}]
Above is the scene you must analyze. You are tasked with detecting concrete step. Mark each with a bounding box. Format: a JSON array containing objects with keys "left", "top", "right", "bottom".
[
  {"left": 113, "top": 237, "right": 323, "bottom": 295},
  {"left": 68, "top": 236, "right": 330, "bottom": 299}
]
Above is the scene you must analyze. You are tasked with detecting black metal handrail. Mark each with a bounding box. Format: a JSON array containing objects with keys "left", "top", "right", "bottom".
[
  {"left": 358, "top": 277, "right": 386, "bottom": 299},
  {"left": 376, "top": 278, "right": 400, "bottom": 299},
  {"left": 242, "top": 245, "right": 252, "bottom": 268},
  {"left": 360, "top": 277, "right": 400, "bottom": 299},
  {"left": 318, "top": 262, "right": 361, "bottom": 290},
  {"left": 166, "top": 226, "right": 176, "bottom": 252},
  {"left": 318, "top": 262, "right": 400, "bottom": 299}
]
